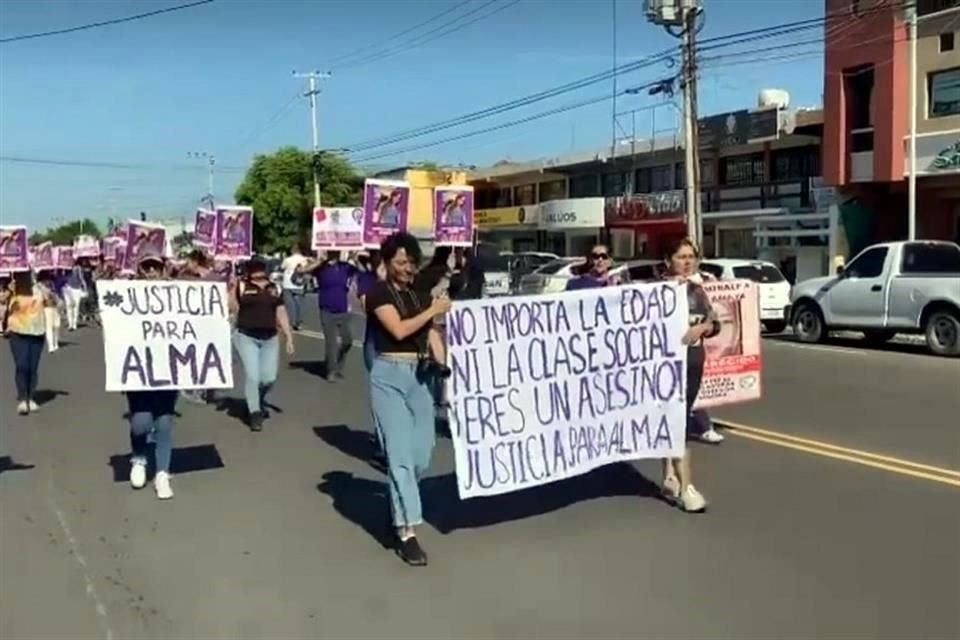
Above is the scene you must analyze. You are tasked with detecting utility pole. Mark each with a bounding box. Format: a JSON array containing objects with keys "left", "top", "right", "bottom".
[
  {"left": 906, "top": 3, "right": 918, "bottom": 241},
  {"left": 645, "top": 0, "right": 703, "bottom": 246},
  {"left": 293, "top": 70, "right": 332, "bottom": 207},
  {"left": 188, "top": 151, "right": 216, "bottom": 209}
]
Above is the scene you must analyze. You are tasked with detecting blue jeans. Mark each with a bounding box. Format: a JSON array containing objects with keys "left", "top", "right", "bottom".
[
  {"left": 370, "top": 357, "right": 436, "bottom": 528},
  {"left": 128, "top": 391, "right": 176, "bottom": 473},
  {"left": 233, "top": 331, "right": 279, "bottom": 415},
  {"left": 9, "top": 334, "right": 44, "bottom": 401},
  {"left": 282, "top": 289, "right": 303, "bottom": 328},
  {"left": 362, "top": 329, "right": 376, "bottom": 372}
]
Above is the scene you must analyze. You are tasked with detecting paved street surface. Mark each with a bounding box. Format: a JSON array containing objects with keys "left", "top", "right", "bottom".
[{"left": 2, "top": 305, "right": 958, "bottom": 640}]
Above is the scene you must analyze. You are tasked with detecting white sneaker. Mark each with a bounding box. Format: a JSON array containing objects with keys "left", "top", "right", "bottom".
[
  {"left": 16, "top": 401, "right": 29, "bottom": 415},
  {"left": 699, "top": 428, "right": 725, "bottom": 444},
  {"left": 129, "top": 459, "right": 147, "bottom": 489},
  {"left": 679, "top": 484, "right": 708, "bottom": 513},
  {"left": 662, "top": 474, "right": 681, "bottom": 501},
  {"left": 154, "top": 471, "right": 174, "bottom": 500},
  {"left": 27, "top": 400, "right": 40, "bottom": 412}
]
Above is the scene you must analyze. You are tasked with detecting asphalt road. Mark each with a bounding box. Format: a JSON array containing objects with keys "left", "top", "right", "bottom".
[{"left": 1, "top": 307, "right": 958, "bottom": 640}]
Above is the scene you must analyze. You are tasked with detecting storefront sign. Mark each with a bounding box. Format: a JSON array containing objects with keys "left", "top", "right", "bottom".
[
  {"left": 474, "top": 205, "right": 536, "bottom": 228},
  {"left": 539, "top": 197, "right": 605, "bottom": 230},
  {"left": 605, "top": 191, "right": 685, "bottom": 225},
  {"left": 906, "top": 134, "right": 960, "bottom": 175},
  {"left": 699, "top": 108, "right": 780, "bottom": 148}
]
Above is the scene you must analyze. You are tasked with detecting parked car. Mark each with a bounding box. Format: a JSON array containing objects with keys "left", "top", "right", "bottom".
[
  {"left": 701, "top": 259, "right": 792, "bottom": 333},
  {"left": 508, "top": 251, "right": 560, "bottom": 292},
  {"left": 481, "top": 253, "right": 514, "bottom": 297},
  {"left": 789, "top": 240, "right": 960, "bottom": 356},
  {"left": 517, "top": 257, "right": 660, "bottom": 294}
]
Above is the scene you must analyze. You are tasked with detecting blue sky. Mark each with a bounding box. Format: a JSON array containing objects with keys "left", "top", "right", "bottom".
[{"left": 0, "top": 0, "right": 824, "bottom": 231}]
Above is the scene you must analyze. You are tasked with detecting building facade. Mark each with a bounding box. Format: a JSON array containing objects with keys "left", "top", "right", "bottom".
[
  {"left": 372, "top": 167, "right": 469, "bottom": 239},
  {"left": 823, "top": 0, "right": 960, "bottom": 252}
]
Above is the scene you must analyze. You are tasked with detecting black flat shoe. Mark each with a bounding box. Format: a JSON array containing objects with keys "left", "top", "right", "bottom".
[
  {"left": 249, "top": 411, "right": 264, "bottom": 432},
  {"left": 396, "top": 536, "right": 428, "bottom": 566}
]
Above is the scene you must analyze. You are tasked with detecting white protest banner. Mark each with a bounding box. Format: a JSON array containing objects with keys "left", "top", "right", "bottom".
[
  {"left": 694, "top": 280, "right": 762, "bottom": 409},
  {"left": 98, "top": 280, "right": 234, "bottom": 392},
  {"left": 446, "top": 282, "right": 689, "bottom": 499},
  {"left": 312, "top": 207, "right": 364, "bottom": 251}
]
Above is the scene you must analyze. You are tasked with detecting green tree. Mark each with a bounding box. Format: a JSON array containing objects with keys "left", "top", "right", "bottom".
[
  {"left": 30, "top": 219, "right": 102, "bottom": 245},
  {"left": 234, "top": 147, "right": 362, "bottom": 254}
]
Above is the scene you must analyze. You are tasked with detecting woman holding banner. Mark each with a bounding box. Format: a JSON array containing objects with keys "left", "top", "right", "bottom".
[
  {"left": 229, "top": 257, "right": 295, "bottom": 432},
  {"left": 366, "top": 232, "right": 450, "bottom": 566},
  {"left": 661, "top": 237, "right": 720, "bottom": 513}
]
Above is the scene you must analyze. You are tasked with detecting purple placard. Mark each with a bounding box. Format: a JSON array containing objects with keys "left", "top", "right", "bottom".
[
  {"left": 194, "top": 208, "right": 217, "bottom": 248},
  {"left": 0, "top": 226, "right": 30, "bottom": 272},
  {"left": 363, "top": 179, "right": 409, "bottom": 248},
  {"left": 433, "top": 186, "right": 474, "bottom": 247},
  {"left": 55, "top": 246, "right": 74, "bottom": 269},
  {"left": 215, "top": 206, "right": 253, "bottom": 260},
  {"left": 74, "top": 234, "right": 100, "bottom": 259},
  {"left": 124, "top": 221, "right": 167, "bottom": 267},
  {"left": 32, "top": 242, "right": 55, "bottom": 270}
]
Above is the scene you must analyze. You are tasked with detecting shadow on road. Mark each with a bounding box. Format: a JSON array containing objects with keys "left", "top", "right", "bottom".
[
  {"left": 33, "top": 389, "right": 70, "bottom": 407},
  {"left": 314, "top": 425, "right": 387, "bottom": 475},
  {"left": 0, "top": 456, "right": 36, "bottom": 475},
  {"left": 766, "top": 333, "right": 931, "bottom": 356},
  {"left": 289, "top": 359, "right": 330, "bottom": 380},
  {"left": 108, "top": 444, "right": 225, "bottom": 482},
  {"left": 316, "top": 425, "right": 662, "bottom": 542}
]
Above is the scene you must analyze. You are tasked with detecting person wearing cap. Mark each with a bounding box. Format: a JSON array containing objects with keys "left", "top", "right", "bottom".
[{"left": 125, "top": 255, "right": 178, "bottom": 499}]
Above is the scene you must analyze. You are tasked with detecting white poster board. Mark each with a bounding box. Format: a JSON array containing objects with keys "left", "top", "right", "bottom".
[
  {"left": 446, "top": 282, "right": 689, "bottom": 499},
  {"left": 312, "top": 207, "right": 364, "bottom": 251},
  {"left": 99, "top": 280, "right": 234, "bottom": 392}
]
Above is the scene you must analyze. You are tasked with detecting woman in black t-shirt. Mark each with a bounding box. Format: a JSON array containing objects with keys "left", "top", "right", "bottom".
[
  {"left": 229, "top": 258, "right": 295, "bottom": 432},
  {"left": 660, "top": 237, "right": 721, "bottom": 514},
  {"left": 366, "top": 232, "right": 450, "bottom": 566}
]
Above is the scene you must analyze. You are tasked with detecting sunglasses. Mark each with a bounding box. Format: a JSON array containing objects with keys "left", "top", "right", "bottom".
[{"left": 590, "top": 252, "right": 609, "bottom": 260}]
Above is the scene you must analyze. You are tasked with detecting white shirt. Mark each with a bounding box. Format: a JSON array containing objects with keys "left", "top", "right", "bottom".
[{"left": 281, "top": 254, "right": 308, "bottom": 290}]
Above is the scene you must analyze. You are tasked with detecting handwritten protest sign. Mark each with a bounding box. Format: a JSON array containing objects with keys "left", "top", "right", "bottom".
[
  {"left": 215, "top": 206, "right": 253, "bottom": 260},
  {"left": 446, "top": 283, "right": 689, "bottom": 499},
  {"left": 312, "top": 207, "right": 364, "bottom": 251},
  {"left": 99, "top": 280, "right": 234, "bottom": 392},
  {"left": 74, "top": 234, "right": 100, "bottom": 259},
  {"left": 194, "top": 208, "right": 217, "bottom": 248},
  {"left": 694, "top": 280, "right": 762, "bottom": 409},
  {"left": 363, "top": 179, "right": 409, "bottom": 248},
  {"left": 32, "top": 242, "right": 55, "bottom": 270},
  {"left": 434, "top": 185, "right": 474, "bottom": 247},
  {"left": 0, "top": 226, "right": 29, "bottom": 272},
  {"left": 124, "top": 221, "right": 167, "bottom": 268}
]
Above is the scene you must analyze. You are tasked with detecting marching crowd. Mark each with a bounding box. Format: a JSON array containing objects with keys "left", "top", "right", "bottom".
[{"left": 2, "top": 233, "right": 725, "bottom": 566}]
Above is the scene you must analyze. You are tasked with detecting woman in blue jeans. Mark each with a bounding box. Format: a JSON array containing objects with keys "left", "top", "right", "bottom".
[
  {"left": 229, "top": 258, "right": 295, "bottom": 432},
  {"left": 366, "top": 233, "right": 450, "bottom": 566},
  {"left": 127, "top": 256, "right": 178, "bottom": 499}
]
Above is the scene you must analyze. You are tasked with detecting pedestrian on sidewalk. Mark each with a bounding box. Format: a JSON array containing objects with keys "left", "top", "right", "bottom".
[
  {"left": 307, "top": 251, "right": 356, "bottom": 382},
  {"left": 125, "top": 255, "right": 180, "bottom": 499},
  {"left": 229, "top": 257, "right": 295, "bottom": 432},
  {"left": 5, "top": 271, "right": 51, "bottom": 415},
  {"left": 366, "top": 232, "right": 451, "bottom": 566},
  {"left": 660, "top": 237, "right": 720, "bottom": 513},
  {"left": 281, "top": 243, "right": 309, "bottom": 331}
]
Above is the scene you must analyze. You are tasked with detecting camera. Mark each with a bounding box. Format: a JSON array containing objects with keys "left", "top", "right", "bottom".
[{"left": 416, "top": 357, "right": 452, "bottom": 382}]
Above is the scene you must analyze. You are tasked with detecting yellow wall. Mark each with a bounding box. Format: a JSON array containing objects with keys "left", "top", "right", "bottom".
[{"left": 402, "top": 169, "right": 468, "bottom": 233}]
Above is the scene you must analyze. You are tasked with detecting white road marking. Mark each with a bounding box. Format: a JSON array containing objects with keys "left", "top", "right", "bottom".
[{"left": 48, "top": 479, "right": 114, "bottom": 640}]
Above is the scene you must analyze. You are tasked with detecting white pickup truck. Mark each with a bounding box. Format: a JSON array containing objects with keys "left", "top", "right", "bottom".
[{"left": 789, "top": 240, "right": 960, "bottom": 356}]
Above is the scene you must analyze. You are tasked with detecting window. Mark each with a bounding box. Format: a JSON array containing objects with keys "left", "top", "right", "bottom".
[
  {"left": 569, "top": 174, "right": 600, "bottom": 198},
  {"left": 699, "top": 263, "right": 724, "bottom": 279},
  {"left": 901, "top": 243, "right": 960, "bottom": 273},
  {"left": 513, "top": 184, "right": 536, "bottom": 206},
  {"left": 772, "top": 147, "right": 821, "bottom": 181},
  {"left": 602, "top": 172, "right": 626, "bottom": 196},
  {"left": 720, "top": 154, "right": 764, "bottom": 185},
  {"left": 929, "top": 68, "right": 960, "bottom": 118},
  {"left": 628, "top": 263, "right": 660, "bottom": 281},
  {"left": 699, "top": 159, "right": 715, "bottom": 187},
  {"left": 844, "top": 247, "right": 888, "bottom": 278},
  {"left": 536, "top": 259, "right": 579, "bottom": 275},
  {"left": 941, "top": 32, "right": 955, "bottom": 53},
  {"left": 674, "top": 163, "right": 686, "bottom": 189},
  {"left": 918, "top": 0, "right": 960, "bottom": 17},
  {"left": 538, "top": 179, "right": 566, "bottom": 202},
  {"left": 635, "top": 165, "right": 673, "bottom": 193},
  {"left": 732, "top": 263, "right": 787, "bottom": 283}
]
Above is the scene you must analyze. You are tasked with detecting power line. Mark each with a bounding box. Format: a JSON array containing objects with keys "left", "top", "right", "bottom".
[
  {"left": 324, "top": 0, "right": 475, "bottom": 67},
  {"left": 0, "top": 155, "right": 246, "bottom": 173},
  {"left": 0, "top": 0, "right": 215, "bottom": 44},
  {"left": 335, "top": 0, "right": 521, "bottom": 71}
]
